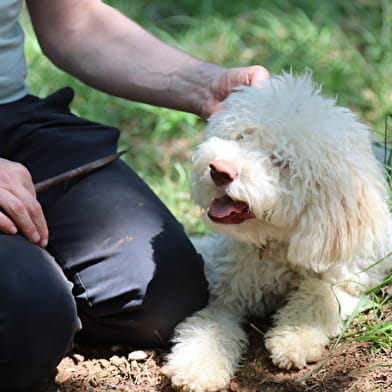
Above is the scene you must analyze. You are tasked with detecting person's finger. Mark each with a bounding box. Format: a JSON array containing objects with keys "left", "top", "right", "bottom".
[
  {"left": 0, "top": 188, "right": 43, "bottom": 245},
  {"left": 0, "top": 210, "right": 18, "bottom": 235},
  {"left": 227, "top": 65, "right": 269, "bottom": 88},
  {"left": 27, "top": 198, "right": 49, "bottom": 247},
  {"left": 247, "top": 65, "right": 270, "bottom": 87}
]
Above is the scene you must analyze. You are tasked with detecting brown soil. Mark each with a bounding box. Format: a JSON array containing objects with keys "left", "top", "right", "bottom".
[{"left": 28, "top": 312, "right": 391, "bottom": 392}]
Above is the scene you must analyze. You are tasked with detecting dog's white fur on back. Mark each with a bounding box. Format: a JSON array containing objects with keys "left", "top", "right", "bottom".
[{"left": 163, "top": 72, "right": 392, "bottom": 392}]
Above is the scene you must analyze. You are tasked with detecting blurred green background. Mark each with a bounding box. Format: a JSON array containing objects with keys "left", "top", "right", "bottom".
[{"left": 23, "top": 0, "right": 392, "bottom": 234}]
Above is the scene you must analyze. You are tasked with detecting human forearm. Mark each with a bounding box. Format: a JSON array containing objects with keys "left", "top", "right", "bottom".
[
  {"left": 27, "top": 0, "right": 269, "bottom": 118},
  {"left": 27, "top": 0, "right": 224, "bottom": 117}
]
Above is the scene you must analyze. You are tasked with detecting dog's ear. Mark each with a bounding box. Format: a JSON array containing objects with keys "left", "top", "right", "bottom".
[{"left": 287, "top": 159, "right": 389, "bottom": 272}]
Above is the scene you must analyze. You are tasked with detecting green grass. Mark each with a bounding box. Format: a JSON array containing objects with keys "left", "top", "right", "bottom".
[
  {"left": 23, "top": 0, "right": 392, "bottom": 353},
  {"left": 336, "top": 270, "right": 392, "bottom": 355}
]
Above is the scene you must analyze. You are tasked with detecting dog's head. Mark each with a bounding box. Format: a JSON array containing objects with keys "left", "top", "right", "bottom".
[{"left": 191, "top": 72, "right": 390, "bottom": 271}]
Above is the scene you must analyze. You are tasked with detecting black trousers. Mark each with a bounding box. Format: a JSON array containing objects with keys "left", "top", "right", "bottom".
[{"left": 0, "top": 88, "right": 208, "bottom": 390}]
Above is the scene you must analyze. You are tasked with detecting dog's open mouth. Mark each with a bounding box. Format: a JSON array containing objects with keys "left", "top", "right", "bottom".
[{"left": 208, "top": 195, "right": 255, "bottom": 224}]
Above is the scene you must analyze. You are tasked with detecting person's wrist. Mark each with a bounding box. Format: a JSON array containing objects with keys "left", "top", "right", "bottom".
[{"left": 177, "top": 61, "right": 226, "bottom": 119}]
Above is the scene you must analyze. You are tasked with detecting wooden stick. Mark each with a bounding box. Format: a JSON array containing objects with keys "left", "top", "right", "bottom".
[{"left": 34, "top": 147, "right": 131, "bottom": 193}]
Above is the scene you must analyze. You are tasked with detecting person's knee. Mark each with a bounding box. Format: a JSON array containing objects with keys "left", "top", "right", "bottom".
[
  {"left": 78, "top": 297, "right": 206, "bottom": 348},
  {"left": 69, "top": 207, "right": 209, "bottom": 347},
  {"left": 0, "top": 298, "right": 78, "bottom": 391},
  {"left": 77, "top": 256, "right": 209, "bottom": 348},
  {"left": 0, "top": 236, "right": 80, "bottom": 391},
  {"left": 138, "top": 274, "right": 209, "bottom": 346}
]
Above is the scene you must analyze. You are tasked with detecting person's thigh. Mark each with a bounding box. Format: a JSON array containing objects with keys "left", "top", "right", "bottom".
[
  {"left": 1, "top": 87, "right": 208, "bottom": 346},
  {"left": 42, "top": 159, "right": 209, "bottom": 346},
  {"left": 0, "top": 235, "right": 79, "bottom": 391}
]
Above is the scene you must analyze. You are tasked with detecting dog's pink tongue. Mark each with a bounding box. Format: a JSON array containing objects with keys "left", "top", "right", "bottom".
[{"left": 208, "top": 195, "right": 255, "bottom": 224}]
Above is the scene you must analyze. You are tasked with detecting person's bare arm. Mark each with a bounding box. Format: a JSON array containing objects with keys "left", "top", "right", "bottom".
[{"left": 26, "top": 0, "right": 269, "bottom": 118}]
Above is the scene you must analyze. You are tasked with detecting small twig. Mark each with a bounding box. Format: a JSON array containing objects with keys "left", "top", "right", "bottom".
[
  {"left": 249, "top": 322, "right": 264, "bottom": 336},
  {"left": 34, "top": 147, "right": 131, "bottom": 193}
]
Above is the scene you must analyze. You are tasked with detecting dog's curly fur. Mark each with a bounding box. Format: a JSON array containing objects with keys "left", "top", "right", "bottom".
[{"left": 162, "top": 72, "right": 392, "bottom": 392}]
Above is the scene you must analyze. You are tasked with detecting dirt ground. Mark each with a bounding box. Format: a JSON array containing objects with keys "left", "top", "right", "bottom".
[{"left": 28, "top": 305, "right": 391, "bottom": 392}]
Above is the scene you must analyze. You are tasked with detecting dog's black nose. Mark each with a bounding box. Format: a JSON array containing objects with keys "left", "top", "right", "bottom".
[{"left": 209, "top": 159, "right": 238, "bottom": 186}]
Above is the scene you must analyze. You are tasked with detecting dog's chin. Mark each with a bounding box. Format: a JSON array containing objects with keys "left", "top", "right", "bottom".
[{"left": 207, "top": 194, "right": 255, "bottom": 225}]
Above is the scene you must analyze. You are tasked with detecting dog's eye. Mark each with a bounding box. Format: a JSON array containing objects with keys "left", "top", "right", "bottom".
[
  {"left": 270, "top": 154, "right": 289, "bottom": 169},
  {"left": 235, "top": 128, "right": 256, "bottom": 141},
  {"left": 270, "top": 154, "right": 281, "bottom": 165}
]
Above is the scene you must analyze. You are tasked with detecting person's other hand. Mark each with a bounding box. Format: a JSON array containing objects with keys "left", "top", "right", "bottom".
[
  {"left": 201, "top": 65, "right": 270, "bottom": 119},
  {"left": 0, "top": 158, "right": 48, "bottom": 247}
]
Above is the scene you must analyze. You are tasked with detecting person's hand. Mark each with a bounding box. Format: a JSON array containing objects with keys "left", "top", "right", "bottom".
[
  {"left": 0, "top": 158, "right": 48, "bottom": 247},
  {"left": 201, "top": 65, "right": 270, "bottom": 119}
]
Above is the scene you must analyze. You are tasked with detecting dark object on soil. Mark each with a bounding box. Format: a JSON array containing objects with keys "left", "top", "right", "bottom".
[{"left": 34, "top": 147, "right": 131, "bottom": 193}]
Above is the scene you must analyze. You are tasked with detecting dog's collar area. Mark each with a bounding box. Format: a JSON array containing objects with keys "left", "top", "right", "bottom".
[{"left": 207, "top": 194, "right": 255, "bottom": 224}]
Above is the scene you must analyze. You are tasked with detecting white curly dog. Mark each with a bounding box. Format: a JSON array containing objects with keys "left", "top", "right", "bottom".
[{"left": 162, "top": 72, "right": 392, "bottom": 392}]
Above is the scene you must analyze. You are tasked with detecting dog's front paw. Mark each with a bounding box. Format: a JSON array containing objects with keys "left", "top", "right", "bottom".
[
  {"left": 162, "top": 344, "right": 232, "bottom": 392},
  {"left": 264, "top": 326, "right": 329, "bottom": 369},
  {"left": 162, "top": 304, "right": 247, "bottom": 391}
]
